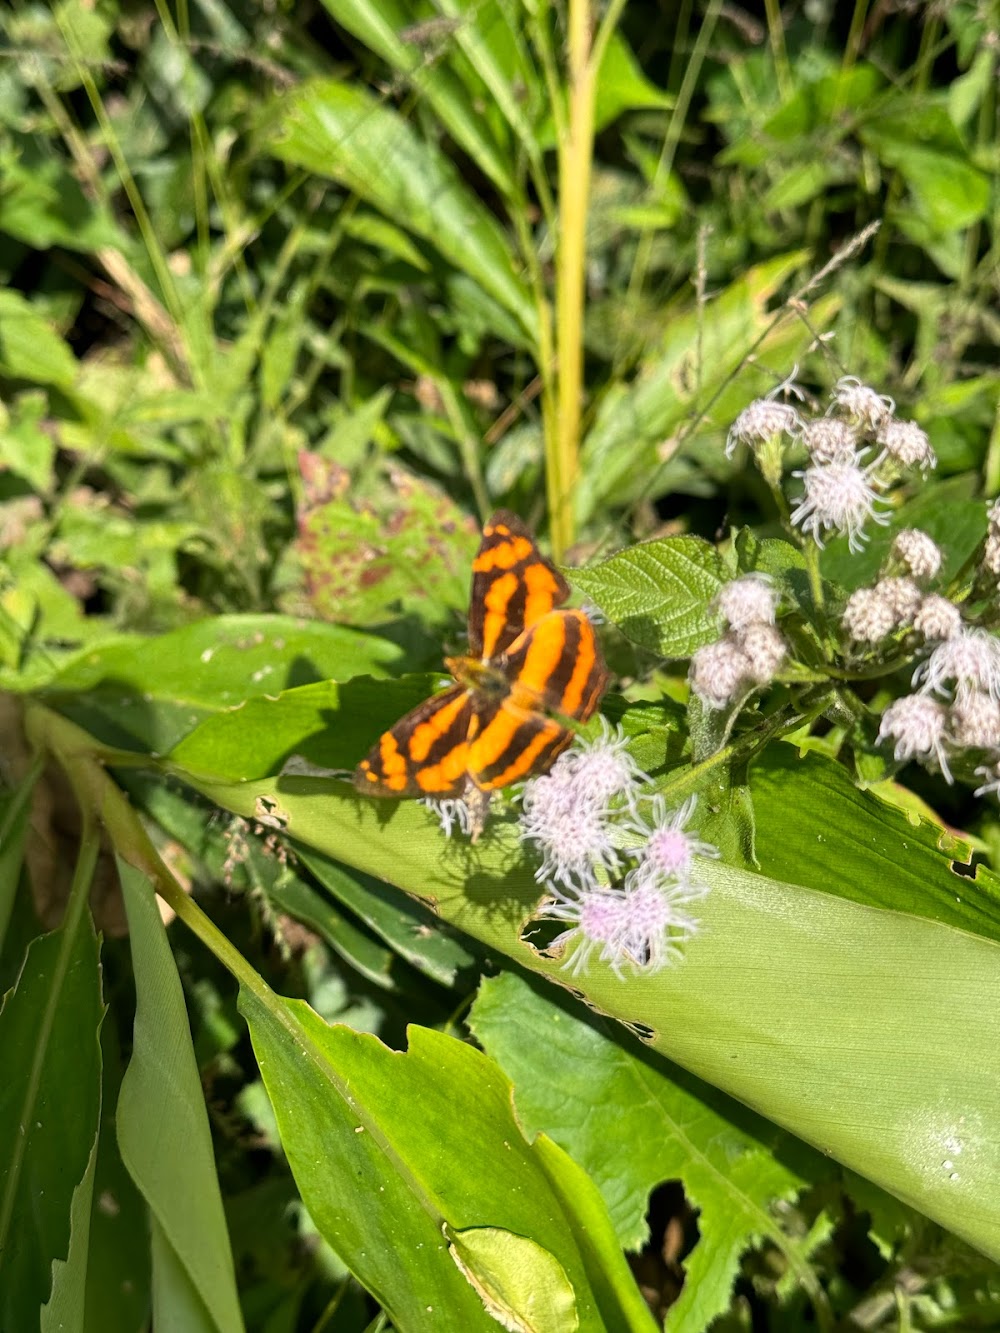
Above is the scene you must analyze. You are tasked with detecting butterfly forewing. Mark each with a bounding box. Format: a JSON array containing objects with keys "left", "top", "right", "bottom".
[
  {"left": 468, "top": 510, "right": 570, "bottom": 661},
  {"left": 354, "top": 686, "right": 474, "bottom": 797}
]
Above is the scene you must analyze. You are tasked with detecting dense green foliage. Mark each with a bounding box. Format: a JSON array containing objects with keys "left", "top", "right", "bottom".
[{"left": 3, "top": 0, "right": 1000, "bottom": 1329}]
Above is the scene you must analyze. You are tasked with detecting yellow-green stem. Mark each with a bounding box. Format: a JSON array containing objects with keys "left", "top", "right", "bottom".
[{"left": 550, "top": 0, "right": 598, "bottom": 559}]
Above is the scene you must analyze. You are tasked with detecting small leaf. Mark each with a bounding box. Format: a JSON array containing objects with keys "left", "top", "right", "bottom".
[
  {"left": 0, "top": 290, "right": 78, "bottom": 388},
  {"left": 448, "top": 1226, "right": 579, "bottom": 1332},
  {"left": 573, "top": 536, "right": 725, "bottom": 658},
  {"left": 40, "top": 1133, "right": 99, "bottom": 1333},
  {"left": 116, "top": 860, "right": 244, "bottom": 1333}
]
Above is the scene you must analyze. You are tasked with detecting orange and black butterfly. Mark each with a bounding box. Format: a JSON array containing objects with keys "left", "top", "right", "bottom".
[{"left": 354, "top": 511, "right": 609, "bottom": 825}]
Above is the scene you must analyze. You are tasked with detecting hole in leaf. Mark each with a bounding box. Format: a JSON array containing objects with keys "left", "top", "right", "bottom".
[{"left": 628, "top": 1179, "right": 698, "bottom": 1324}]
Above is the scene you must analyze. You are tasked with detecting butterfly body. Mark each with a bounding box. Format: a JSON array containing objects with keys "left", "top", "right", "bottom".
[{"left": 354, "top": 511, "right": 609, "bottom": 808}]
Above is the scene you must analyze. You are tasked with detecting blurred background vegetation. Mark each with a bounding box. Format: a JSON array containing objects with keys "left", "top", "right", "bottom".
[{"left": 2, "top": 0, "right": 999, "bottom": 1327}]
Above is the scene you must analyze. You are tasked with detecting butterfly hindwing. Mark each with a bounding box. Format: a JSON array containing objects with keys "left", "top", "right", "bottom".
[
  {"left": 354, "top": 686, "right": 474, "bottom": 798},
  {"left": 503, "top": 608, "right": 609, "bottom": 721},
  {"left": 467, "top": 698, "right": 573, "bottom": 792},
  {"left": 468, "top": 510, "right": 570, "bottom": 661}
]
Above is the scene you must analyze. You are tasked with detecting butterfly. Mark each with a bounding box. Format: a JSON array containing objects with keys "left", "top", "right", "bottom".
[{"left": 354, "top": 510, "right": 609, "bottom": 831}]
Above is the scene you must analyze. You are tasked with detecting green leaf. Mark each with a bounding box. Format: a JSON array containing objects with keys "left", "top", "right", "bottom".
[
  {"left": 0, "top": 392, "right": 56, "bottom": 493},
  {"left": 0, "top": 290, "right": 78, "bottom": 388},
  {"left": 240, "top": 991, "right": 657, "bottom": 1329},
  {"left": 470, "top": 973, "right": 829, "bottom": 1330},
  {"left": 294, "top": 844, "right": 477, "bottom": 986},
  {"left": 573, "top": 536, "right": 725, "bottom": 658},
  {"left": 116, "top": 860, "right": 244, "bottom": 1333},
  {"left": 0, "top": 766, "right": 38, "bottom": 954},
  {"left": 0, "top": 871, "right": 103, "bottom": 1330},
  {"left": 447, "top": 1226, "right": 579, "bottom": 1331},
  {"left": 43, "top": 615, "right": 403, "bottom": 753},
  {"left": 40, "top": 1134, "right": 99, "bottom": 1333},
  {"left": 264, "top": 870, "right": 399, "bottom": 990},
  {"left": 266, "top": 79, "right": 537, "bottom": 339},
  {"left": 168, "top": 674, "right": 439, "bottom": 781},
  {"left": 751, "top": 745, "right": 1000, "bottom": 942},
  {"left": 177, "top": 764, "right": 1000, "bottom": 1264},
  {"left": 594, "top": 33, "right": 673, "bottom": 130},
  {"left": 315, "top": 0, "right": 516, "bottom": 195}
]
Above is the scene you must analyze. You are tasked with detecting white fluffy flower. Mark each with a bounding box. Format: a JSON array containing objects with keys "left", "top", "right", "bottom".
[
  {"left": 726, "top": 399, "right": 803, "bottom": 458},
  {"left": 975, "top": 762, "right": 1000, "bottom": 799},
  {"left": 913, "top": 595, "right": 962, "bottom": 643},
  {"left": 540, "top": 888, "right": 631, "bottom": 976},
  {"left": 830, "top": 377, "right": 894, "bottom": 432},
  {"left": 914, "top": 628, "right": 1000, "bottom": 702},
  {"left": 714, "top": 573, "right": 779, "bottom": 632},
  {"left": 617, "top": 880, "right": 705, "bottom": 972},
  {"left": 623, "top": 794, "right": 719, "bottom": 890},
  {"left": 983, "top": 532, "right": 1000, "bottom": 577},
  {"left": 739, "top": 623, "right": 787, "bottom": 684},
  {"left": 949, "top": 693, "right": 1000, "bottom": 750},
  {"left": 891, "top": 529, "right": 942, "bottom": 582},
  {"left": 519, "top": 763, "right": 620, "bottom": 893},
  {"left": 790, "top": 460, "right": 889, "bottom": 552},
  {"left": 842, "top": 587, "right": 896, "bottom": 644},
  {"left": 877, "top": 694, "right": 951, "bottom": 781},
  {"left": 552, "top": 721, "right": 648, "bottom": 812},
  {"left": 800, "top": 417, "right": 859, "bottom": 465},
  {"left": 874, "top": 576, "right": 922, "bottom": 627},
  {"left": 689, "top": 637, "right": 751, "bottom": 710},
  {"left": 876, "top": 418, "right": 936, "bottom": 471}
]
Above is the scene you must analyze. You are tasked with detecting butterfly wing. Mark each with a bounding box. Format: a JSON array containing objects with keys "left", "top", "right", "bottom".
[
  {"left": 503, "top": 608, "right": 609, "bottom": 721},
  {"left": 467, "top": 698, "right": 573, "bottom": 792},
  {"left": 468, "top": 510, "right": 570, "bottom": 661},
  {"left": 354, "top": 686, "right": 475, "bottom": 797}
]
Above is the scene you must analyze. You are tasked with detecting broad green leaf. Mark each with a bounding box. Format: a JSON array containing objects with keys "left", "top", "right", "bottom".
[
  {"left": 0, "top": 391, "right": 56, "bottom": 493},
  {"left": 470, "top": 972, "right": 830, "bottom": 1331},
  {"left": 168, "top": 675, "right": 440, "bottom": 781},
  {"left": 316, "top": 0, "right": 515, "bottom": 194},
  {"left": 0, "top": 142, "right": 126, "bottom": 253},
  {"left": 594, "top": 32, "right": 673, "bottom": 130},
  {"left": 42, "top": 615, "right": 402, "bottom": 753},
  {"left": 266, "top": 79, "right": 537, "bottom": 339},
  {"left": 116, "top": 860, "right": 244, "bottom": 1333},
  {"left": 0, "top": 290, "right": 78, "bottom": 388},
  {"left": 40, "top": 1133, "right": 99, "bottom": 1333},
  {"left": 573, "top": 536, "right": 725, "bottom": 658},
  {"left": 150, "top": 1216, "right": 219, "bottom": 1333},
  {"left": 751, "top": 746, "right": 1000, "bottom": 941},
  {"left": 240, "top": 991, "right": 657, "bottom": 1330},
  {"left": 294, "top": 844, "right": 477, "bottom": 986},
  {"left": 0, "top": 884, "right": 103, "bottom": 1330},
  {"left": 177, "top": 762, "right": 1000, "bottom": 1263}
]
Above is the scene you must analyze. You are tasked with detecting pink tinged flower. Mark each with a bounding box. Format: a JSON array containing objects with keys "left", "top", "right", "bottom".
[
  {"left": 914, "top": 628, "right": 1000, "bottom": 702},
  {"left": 877, "top": 418, "right": 936, "bottom": 471},
  {"left": 913, "top": 595, "right": 962, "bottom": 643},
  {"left": 725, "top": 399, "right": 803, "bottom": 459},
  {"left": 519, "top": 764, "right": 619, "bottom": 893},
  {"left": 541, "top": 888, "right": 630, "bottom": 977},
  {"left": 877, "top": 694, "right": 952, "bottom": 782},
  {"left": 564, "top": 721, "right": 649, "bottom": 811},
  {"left": 714, "top": 573, "right": 779, "bottom": 633},
  {"left": 738, "top": 623, "right": 787, "bottom": 684},
  {"left": 891, "top": 528, "right": 942, "bottom": 582},
  {"left": 830, "top": 376, "right": 894, "bottom": 432},
  {"left": 689, "top": 637, "right": 751, "bottom": 710},
  {"left": 626, "top": 794, "right": 719, "bottom": 890},
  {"left": 790, "top": 460, "right": 889, "bottom": 553},
  {"left": 800, "top": 417, "right": 859, "bottom": 465},
  {"left": 983, "top": 532, "right": 1000, "bottom": 577},
  {"left": 617, "top": 880, "right": 705, "bottom": 973},
  {"left": 842, "top": 587, "right": 897, "bottom": 644},
  {"left": 949, "top": 692, "right": 1000, "bottom": 750}
]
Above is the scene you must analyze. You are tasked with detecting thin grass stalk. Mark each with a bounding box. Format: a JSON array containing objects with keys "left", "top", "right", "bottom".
[{"left": 550, "top": 0, "right": 598, "bottom": 559}]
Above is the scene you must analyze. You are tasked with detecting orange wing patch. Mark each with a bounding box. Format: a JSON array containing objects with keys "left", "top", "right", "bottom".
[{"left": 354, "top": 510, "right": 609, "bottom": 823}]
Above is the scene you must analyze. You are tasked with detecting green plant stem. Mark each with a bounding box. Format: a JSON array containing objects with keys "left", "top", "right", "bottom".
[
  {"left": 550, "top": 0, "right": 598, "bottom": 559},
  {"left": 23, "top": 702, "right": 271, "bottom": 1006},
  {"left": 804, "top": 542, "right": 826, "bottom": 616}
]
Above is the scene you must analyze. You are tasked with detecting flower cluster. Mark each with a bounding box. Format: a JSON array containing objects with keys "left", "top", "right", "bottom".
[
  {"left": 518, "top": 727, "right": 718, "bottom": 977},
  {"left": 727, "top": 375, "right": 935, "bottom": 554},
  {"left": 689, "top": 574, "right": 788, "bottom": 711}
]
